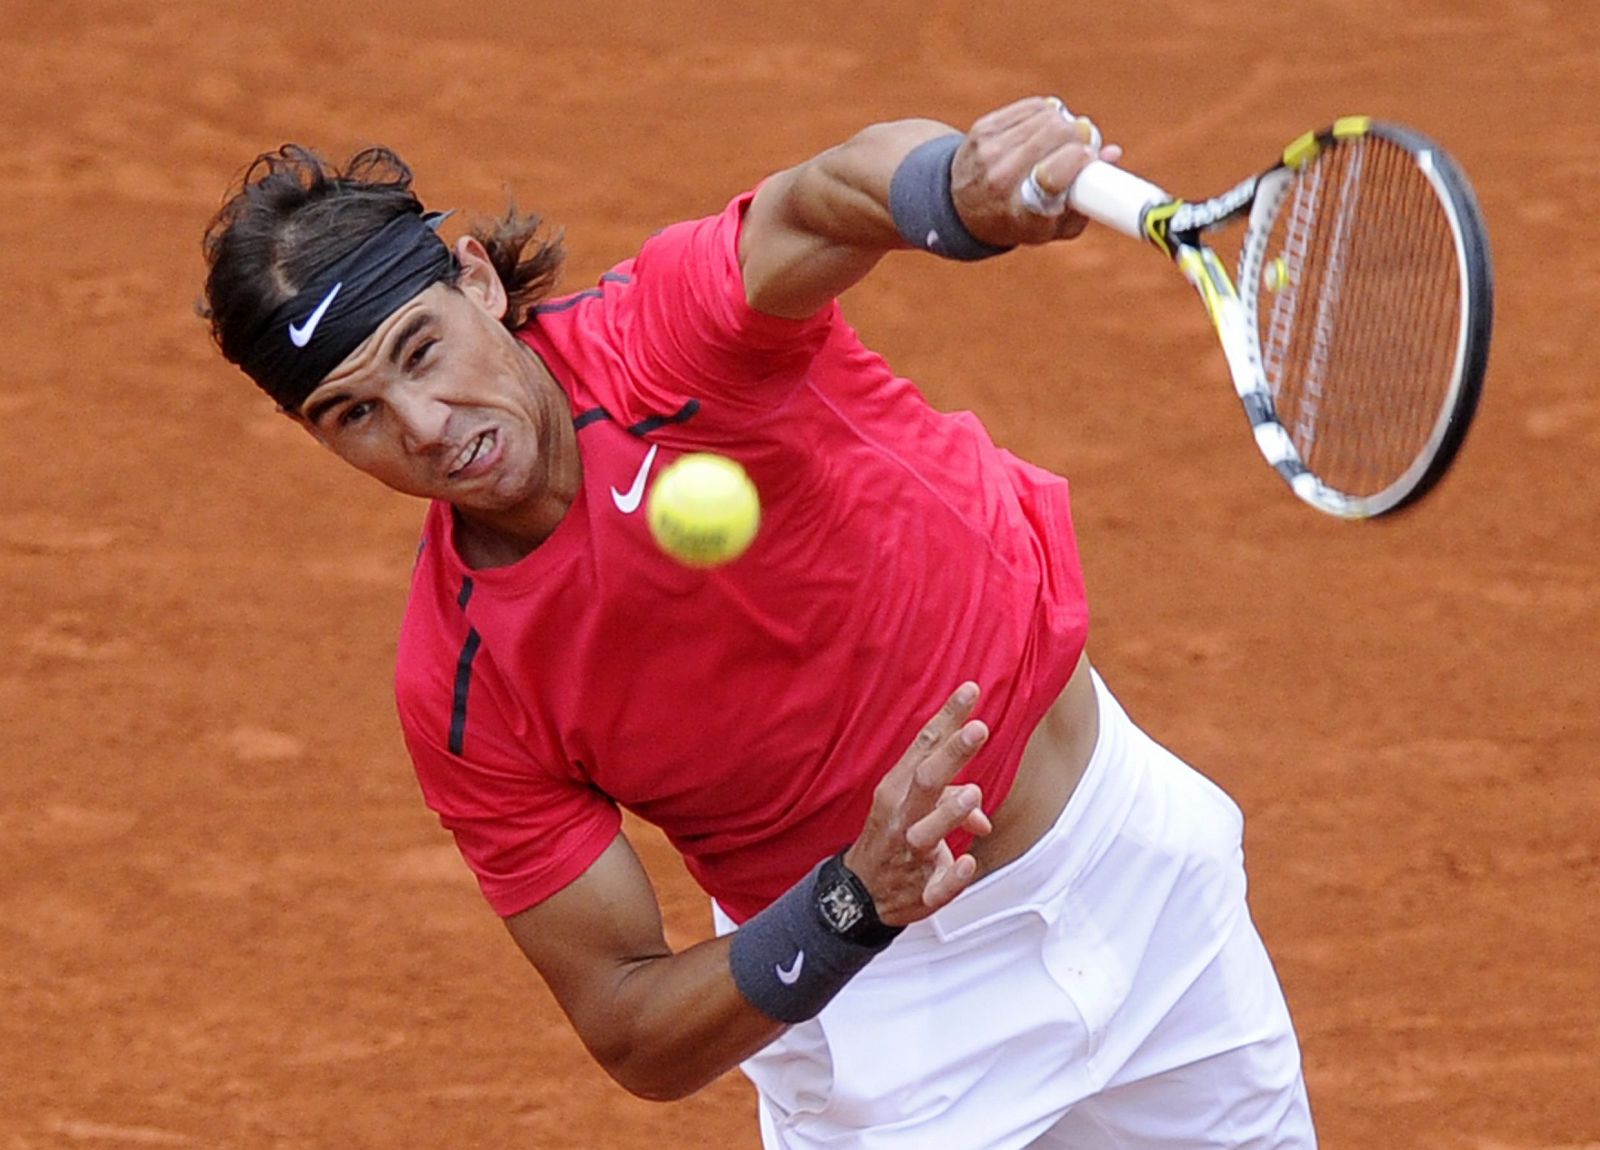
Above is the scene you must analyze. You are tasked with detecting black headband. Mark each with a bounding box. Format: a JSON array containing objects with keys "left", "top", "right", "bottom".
[{"left": 239, "top": 210, "right": 456, "bottom": 411}]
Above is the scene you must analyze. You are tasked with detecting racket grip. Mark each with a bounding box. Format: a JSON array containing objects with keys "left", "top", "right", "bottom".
[{"left": 1068, "top": 161, "right": 1170, "bottom": 239}]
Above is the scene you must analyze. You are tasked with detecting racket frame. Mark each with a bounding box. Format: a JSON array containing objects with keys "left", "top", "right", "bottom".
[{"left": 1067, "top": 118, "right": 1492, "bottom": 519}]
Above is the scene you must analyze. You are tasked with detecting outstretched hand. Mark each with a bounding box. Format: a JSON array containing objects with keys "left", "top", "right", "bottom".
[
  {"left": 951, "top": 95, "right": 1123, "bottom": 249},
  {"left": 843, "top": 682, "right": 994, "bottom": 926}
]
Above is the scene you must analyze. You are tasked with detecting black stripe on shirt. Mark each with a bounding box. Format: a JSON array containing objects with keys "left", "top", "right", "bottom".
[
  {"left": 533, "top": 272, "right": 633, "bottom": 315},
  {"left": 449, "top": 576, "right": 478, "bottom": 755},
  {"left": 448, "top": 629, "right": 481, "bottom": 756},
  {"left": 572, "top": 398, "right": 701, "bottom": 436},
  {"left": 627, "top": 399, "right": 700, "bottom": 436}
]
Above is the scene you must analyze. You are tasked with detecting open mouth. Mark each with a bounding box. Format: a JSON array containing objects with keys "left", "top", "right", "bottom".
[{"left": 447, "top": 430, "right": 497, "bottom": 479}]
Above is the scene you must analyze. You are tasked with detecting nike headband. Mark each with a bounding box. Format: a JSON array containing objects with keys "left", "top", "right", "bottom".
[{"left": 239, "top": 210, "right": 456, "bottom": 412}]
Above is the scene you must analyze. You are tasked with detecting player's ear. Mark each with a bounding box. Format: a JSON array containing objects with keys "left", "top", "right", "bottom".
[{"left": 454, "top": 235, "right": 508, "bottom": 321}]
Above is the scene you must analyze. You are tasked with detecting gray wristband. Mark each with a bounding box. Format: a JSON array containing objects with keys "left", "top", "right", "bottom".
[
  {"left": 889, "top": 134, "right": 1013, "bottom": 262},
  {"left": 728, "top": 858, "right": 897, "bottom": 1025}
]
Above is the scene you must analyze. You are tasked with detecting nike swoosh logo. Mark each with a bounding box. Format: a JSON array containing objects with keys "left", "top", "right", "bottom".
[
  {"left": 288, "top": 282, "right": 343, "bottom": 348},
  {"left": 610, "top": 443, "right": 658, "bottom": 514},
  {"left": 775, "top": 952, "right": 805, "bottom": 986}
]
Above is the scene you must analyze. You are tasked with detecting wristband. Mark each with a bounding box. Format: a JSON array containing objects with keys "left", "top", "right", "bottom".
[
  {"left": 728, "top": 855, "right": 901, "bottom": 1024},
  {"left": 888, "top": 134, "right": 1013, "bottom": 262}
]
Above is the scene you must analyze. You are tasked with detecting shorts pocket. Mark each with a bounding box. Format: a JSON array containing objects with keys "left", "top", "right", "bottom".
[{"left": 1038, "top": 898, "right": 1133, "bottom": 1070}]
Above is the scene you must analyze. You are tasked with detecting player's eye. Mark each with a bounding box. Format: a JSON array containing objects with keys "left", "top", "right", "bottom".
[
  {"left": 339, "top": 400, "right": 376, "bottom": 427},
  {"left": 405, "top": 339, "right": 437, "bottom": 372}
]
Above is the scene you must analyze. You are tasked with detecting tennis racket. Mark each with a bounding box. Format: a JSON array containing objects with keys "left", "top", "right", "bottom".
[{"left": 1036, "top": 117, "right": 1493, "bottom": 519}]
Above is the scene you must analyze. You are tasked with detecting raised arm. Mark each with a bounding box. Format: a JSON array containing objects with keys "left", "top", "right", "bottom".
[
  {"left": 739, "top": 96, "right": 1117, "bottom": 319},
  {"left": 504, "top": 683, "right": 994, "bottom": 1101}
]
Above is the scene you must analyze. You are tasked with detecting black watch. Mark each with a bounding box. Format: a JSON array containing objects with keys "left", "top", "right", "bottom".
[{"left": 814, "top": 851, "right": 904, "bottom": 948}]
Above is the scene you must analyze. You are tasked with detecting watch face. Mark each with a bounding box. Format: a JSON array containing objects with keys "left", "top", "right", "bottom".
[{"left": 819, "top": 878, "right": 867, "bottom": 934}]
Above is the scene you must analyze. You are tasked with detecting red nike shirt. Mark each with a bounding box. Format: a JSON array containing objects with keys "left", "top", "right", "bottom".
[{"left": 396, "top": 191, "right": 1090, "bottom": 922}]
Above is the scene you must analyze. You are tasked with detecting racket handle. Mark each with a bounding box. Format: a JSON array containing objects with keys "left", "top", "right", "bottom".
[{"left": 1068, "top": 161, "right": 1171, "bottom": 239}]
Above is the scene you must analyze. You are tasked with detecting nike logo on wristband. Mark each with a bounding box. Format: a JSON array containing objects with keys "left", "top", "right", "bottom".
[
  {"left": 775, "top": 952, "right": 805, "bottom": 985},
  {"left": 288, "top": 282, "right": 342, "bottom": 348}
]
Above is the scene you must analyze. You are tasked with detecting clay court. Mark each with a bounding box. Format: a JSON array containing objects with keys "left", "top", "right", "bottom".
[{"left": 2, "top": 1, "right": 1595, "bottom": 1146}]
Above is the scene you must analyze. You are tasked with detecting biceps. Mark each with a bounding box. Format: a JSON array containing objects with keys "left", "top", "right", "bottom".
[{"left": 504, "top": 832, "right": 670, "bottom": 1035}]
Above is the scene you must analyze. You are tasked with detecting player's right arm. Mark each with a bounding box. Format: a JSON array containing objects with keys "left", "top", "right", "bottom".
[
  {"left": 502, "top": 683, "right": 993, "bottom": 1101},
  {"left": 602, "top": 98, "right": 1114, "bottom": 428},
  {"left": 739, "top": 98, "right": 1117, "bottom": 320}
]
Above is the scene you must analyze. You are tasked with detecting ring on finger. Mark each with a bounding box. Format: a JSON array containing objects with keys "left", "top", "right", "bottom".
[
  {"left": 1032, "top": 161, "right": 1059, "bottom": 199},
  {"left": 1075, "top": 115, "right": 1104, "bottom": 153},
  {"left": 1019, "top": 161, "right": 1070, "bottom": 217}
]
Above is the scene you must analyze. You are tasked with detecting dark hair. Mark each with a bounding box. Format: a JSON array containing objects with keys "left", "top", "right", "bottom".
[{"left": 200, "top": 144, "right": 567, "bottom": 368}]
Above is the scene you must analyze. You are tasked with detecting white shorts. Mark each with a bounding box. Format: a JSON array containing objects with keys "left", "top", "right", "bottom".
[{"left": 713, "top": 673, "right": 1316, "bottom": 1149}]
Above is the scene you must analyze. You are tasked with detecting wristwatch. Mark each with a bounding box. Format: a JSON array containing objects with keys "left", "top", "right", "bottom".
[{"left": 814, "top": 851, "right": 904, "bottom": 948}]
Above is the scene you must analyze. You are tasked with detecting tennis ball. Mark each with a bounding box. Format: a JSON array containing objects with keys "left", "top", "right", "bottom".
[
  {"left": 1265, "top": 256, "right": 1290, "bottom": 292},
  {"left": 646, "top": 452, "right": 761, "bottom": 567}
]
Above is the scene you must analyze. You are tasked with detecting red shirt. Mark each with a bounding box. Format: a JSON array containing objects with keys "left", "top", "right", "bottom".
[{"left": 397, "top": 191, "right": 1089, "bottom": 922}]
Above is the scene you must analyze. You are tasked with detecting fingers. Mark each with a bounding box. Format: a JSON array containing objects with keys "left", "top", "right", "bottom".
[
  {"left": 976, "top": 97, "right": 1097, "bottom": 191},
  {"left": 890, "top": 681, "right": 979, "bottom": 785},
  {"left": 892, "top": 682, "right": 988, "bottom": 830},
  {"left": 904, "top": 782, "right": 986, "bottom": 851},
  {"left": 1021, "top": 115, "right": 1107, "bottom": 215},
  {"left": 921, "top": 848, "right": 977, "bottom": 912},
  {"left": 954, "top": 94, "right": 1111, "bottom": 246},
  {"left": 934, "top": 679, "right": 981, "bottom": 733},
  {"left": 911, "top": 718, "right": 988, "bottom": 795},
  {"left": 844, "top": 682, "right": 995, "bottom": 925},
  {"left": 970, "top": 95, "right": 1062, "bottom": 137},
  {"left": 962, "top": 801, "right": 994, "bottom": 838},
  {"left": 982, "top": 97, "right": 1071, "bottom": 159}
]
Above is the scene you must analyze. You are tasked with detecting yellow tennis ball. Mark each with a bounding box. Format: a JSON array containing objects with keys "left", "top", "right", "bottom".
[{"left": 646, "top": 452, "right": 761, "bottom": 567}]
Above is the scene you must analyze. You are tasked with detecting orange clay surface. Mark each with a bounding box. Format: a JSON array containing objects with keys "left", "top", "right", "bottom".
[{"left": 2, "top": 3, "right": 1596, "bottom": 1147}]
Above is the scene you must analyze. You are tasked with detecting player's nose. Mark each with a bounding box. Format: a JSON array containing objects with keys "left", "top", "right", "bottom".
[{"left": 393, "top": 391, "right": 452, "bottom": 452}]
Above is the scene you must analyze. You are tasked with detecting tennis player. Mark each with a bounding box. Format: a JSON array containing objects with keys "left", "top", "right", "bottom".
[{"left": 201, "top": 96, "right": 1317, "bottom": 1147}]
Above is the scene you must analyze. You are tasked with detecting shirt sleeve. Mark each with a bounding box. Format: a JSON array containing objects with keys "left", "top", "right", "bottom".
[
  {"left": 398, "top": 683, "right": 623, "bottom": 919},
  {"left": 614, "top": 189, "right": 840, "bottom": 416}
]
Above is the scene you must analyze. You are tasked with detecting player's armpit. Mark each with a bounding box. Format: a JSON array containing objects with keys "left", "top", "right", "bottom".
[{"left": 502, "top": 831, "right": 783, "bottom": 1101}]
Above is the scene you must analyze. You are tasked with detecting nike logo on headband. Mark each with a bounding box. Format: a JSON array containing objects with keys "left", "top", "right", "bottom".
[{"left": 289, "top": 282, "right": 343, "bottom": 348}]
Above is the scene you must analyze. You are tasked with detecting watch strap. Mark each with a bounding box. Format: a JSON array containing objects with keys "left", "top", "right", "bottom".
[{"left": 815, "top": 850, "right": 905, "bottom": 948}]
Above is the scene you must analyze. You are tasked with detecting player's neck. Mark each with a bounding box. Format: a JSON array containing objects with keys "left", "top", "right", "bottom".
[
  {"left": 452, "top": 511, "right": 550, "bottom": 569},
  {"left": 451, "top": 353, "right": 580, "bottom": 570}
]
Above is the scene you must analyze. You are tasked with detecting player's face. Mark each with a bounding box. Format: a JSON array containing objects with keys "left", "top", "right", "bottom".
[{"left": 293, "top": 241, "right": 573, "bottom": 525}]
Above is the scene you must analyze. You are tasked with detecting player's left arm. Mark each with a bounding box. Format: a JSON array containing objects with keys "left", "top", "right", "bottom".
[{"left": 739, "top": 97, "right": 1119, "bottom": 319}]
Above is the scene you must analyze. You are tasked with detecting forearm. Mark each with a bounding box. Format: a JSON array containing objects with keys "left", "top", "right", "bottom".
[
  {"left": 568, "top": 858, "right": 896, "bottom": 1100},
  {"left": 588, "top": 935, "right": 783, "bottom": 1102},
  {"left": 589, "top": 684, "right": 996, "bottom": 1101},
  {"left": 511, "top": 843, "right": 877, "bottom": 1103},
  {"left": 512, "top": 685, "right": 993, "bottom": 1102},
  {"left": 741, "top": 98, "right": 1111, "bottom": 319},
  {"left": 768, "top": 118, "right": 958, "bottom": 249},
  {"left": 739, "top": 118, "right": 957, "bottom": 318}
]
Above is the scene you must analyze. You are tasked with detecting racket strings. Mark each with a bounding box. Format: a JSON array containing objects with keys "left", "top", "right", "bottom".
[{"left": 1261, "top": 136, "right": 1463, "bottom": 498}]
